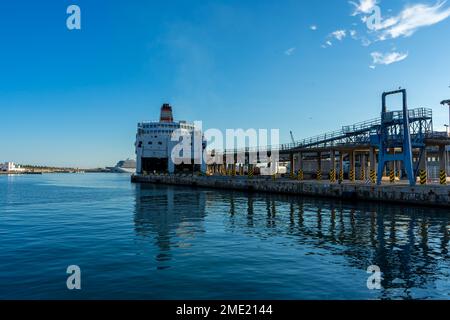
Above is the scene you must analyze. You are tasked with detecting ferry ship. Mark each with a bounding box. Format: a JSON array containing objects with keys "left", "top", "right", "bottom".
[{"left": 135, "top": 104, "right": 206, "bottom": 175}]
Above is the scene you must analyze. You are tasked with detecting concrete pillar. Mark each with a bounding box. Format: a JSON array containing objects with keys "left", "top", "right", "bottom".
[
  {"left": 389, "top": 148, "right": 395, "bottom": 183},
  {"left": 418, "top": 149, "right": 427, "bottom": 185},
  {"left": 439, "top": 145, "right": 447, "bottom": 185},
  {"left": 339, "top": 152, "right": 344, "bottom": 182},
  {"left": 290, "top": 153, "right": 295, "bottom": 177},
  {"left": 298, "top": 152, "right": 303, "bottom": 172},
  {"left": 369, "top": 147, "right": 377, "bottom": 183},
  {"left": 439, "top": 145, "right": 447, "bottom": 172},
  {"left": 297, "top": 152, "right": 304, "bottom": 180},
  {"left": 349, "top": 151, "right": 355, "bottom": 182},
  {"left": 317, "top": 152, "right": 322, "bottom": 181},
  {"left": 330, "top": 150, "right": 336, "bottom": 182},
  {"left": 330, "top": 150, "right": 336, "bottom": 171},
  {"left": 360, "top": 153, "right": 367, "bottom": 180},
  {"left": 397, "top": 160, "right": 402, "bottom": 178}
]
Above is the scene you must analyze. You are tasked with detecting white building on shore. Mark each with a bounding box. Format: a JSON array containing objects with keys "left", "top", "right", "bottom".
[
  {"left": 135, "top": 104, "right": 206, "bottom": 175},
  {"left": 0, "top": 162, "right": 25, "bottom": 172}
]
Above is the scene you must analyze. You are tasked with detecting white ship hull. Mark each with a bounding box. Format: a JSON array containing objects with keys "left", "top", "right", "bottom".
[{"left": 112, "top": 167, "right": 135, "bottom": 174}]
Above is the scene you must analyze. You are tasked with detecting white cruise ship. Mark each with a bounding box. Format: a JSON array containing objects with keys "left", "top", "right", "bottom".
[
  {"left": 109, "top": 159, "right": 136, "bottom": 174},
  {"left": 135, "top": 104, "right": 206, "bottom": 175}
]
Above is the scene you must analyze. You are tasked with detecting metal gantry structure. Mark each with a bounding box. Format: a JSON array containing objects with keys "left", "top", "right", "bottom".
[
  {"left": 215, "top": 89, "right": 450, "bottom": 185},
  {"left": 375, "top": 90, "right": 417, "bottom": 186}
]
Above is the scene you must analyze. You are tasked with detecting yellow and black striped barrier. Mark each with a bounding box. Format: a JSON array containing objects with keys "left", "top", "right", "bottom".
[
  {"left": 339, "top": 170, "right": 344, "bottom": 183},
  {"left": 349, "top": 169, "right": 355, "bottom": 182},
  {"left": 419, "top": 169, "right": 427, "bottom": 185},
  {"left": 316, "top": 170, "right": 322, "bottom": 181},
  {"left": 360, "top": 168, "right": 366, "bottom": 181},
  {"left": 248, "top": 166, "right": 254, "bottom": 179},
  {"left": 440, "top": 170, "right": 447, "bottom": 185},
  {"left": 370, "top": 170, "right": 376, "bottom": 184},
  {"left": 389, "top": 169, "right": 395, "bottom": 183},
  {"left": 272, "top": 173, "right": 277, "bottom": 180},
  {"left": 297, "top": 170, "right": 304, "bottom": 181},
  {"left": 329, "top": 169, "right": 336, "bottom": 183}
]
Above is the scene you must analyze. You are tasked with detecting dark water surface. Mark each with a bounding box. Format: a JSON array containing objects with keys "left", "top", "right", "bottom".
[{"left": 0, "top": 174, "right": 449, "bottom": 300}]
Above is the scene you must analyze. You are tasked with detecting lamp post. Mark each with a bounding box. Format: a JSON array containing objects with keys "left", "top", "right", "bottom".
[
  {"left": 441, "top": 99, "right": 450, "bottom": 137},
  {"left": 441, "top": 100, "right": 450, "bottom": 183}
]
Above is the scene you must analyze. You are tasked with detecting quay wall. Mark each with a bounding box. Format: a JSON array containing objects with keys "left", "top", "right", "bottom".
[{"left": 131, "top": 174, "right": 450, "bottom": 208}]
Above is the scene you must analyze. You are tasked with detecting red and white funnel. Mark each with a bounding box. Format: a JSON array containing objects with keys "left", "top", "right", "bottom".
[{"left": 160, "top": 103, "right": 174, "bottom": 123}]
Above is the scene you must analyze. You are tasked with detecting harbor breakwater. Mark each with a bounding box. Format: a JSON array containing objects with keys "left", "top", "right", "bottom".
[{"left": 131, "top": 174, "right": 450, "bottom": 208}]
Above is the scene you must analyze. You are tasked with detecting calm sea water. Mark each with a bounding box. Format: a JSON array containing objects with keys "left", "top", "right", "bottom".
[{"left": 0, "top": 173, "right": 449, "bottom": 300}]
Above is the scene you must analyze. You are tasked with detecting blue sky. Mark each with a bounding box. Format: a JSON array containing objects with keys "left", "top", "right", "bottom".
[{"left": 1, "top": 0, "right": 450, "bottom": 168}]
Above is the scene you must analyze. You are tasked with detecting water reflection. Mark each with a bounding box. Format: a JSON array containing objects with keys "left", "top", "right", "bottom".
[
  {"left": 134, "top": 184, "right": 450, "bottom": 298},
  {"left": 134, "top": 184, "right": 206, "bottom": 269}
]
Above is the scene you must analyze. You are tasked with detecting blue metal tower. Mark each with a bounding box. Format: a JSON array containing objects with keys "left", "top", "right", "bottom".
[{"left": 376, "top": 89, "right": 416, "bottom": 186}]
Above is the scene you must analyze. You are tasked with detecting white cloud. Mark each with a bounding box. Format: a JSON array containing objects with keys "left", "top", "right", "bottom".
[
  {"left": 371, "top": 51, "right": 408, "bottom": 65},
  {"left": 378, "top": 1, "right": 450, "bottom": 40},
  {"left": 350, "top": 0, "right": 378, "bottom": 15},
  {"left": 310, "top": 25, "right": 318, "bottom": 31},
  {"left": 331, "top": 30, "right": 347, "bottom": 40},
  {"left": 321, "top": 40, "right": 333, "bottom": 48},
  {"left": 285, "top": 47, "right": 296, "bottom": 56},
  {"left": 369, "top": 65, "right": 376, "bottom": 69}
]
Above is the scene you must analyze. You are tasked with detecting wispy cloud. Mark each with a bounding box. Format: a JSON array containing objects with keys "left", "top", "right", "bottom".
[
  {"left": 371, "top": 51, "right": 408, "bottom": 65},
  {"left": 378, "top": 1, "right": 450, "bottom": 40},
  {"left": 284, "top": 47, "right": 296, "bottom": 56},
  {"left": 350, "top": 0, "right": 378, "bottom": 15},
  {"left": 331, "top": 30, "right": 347, "bottom": 40},
  {"left": 322, "top": 41, "right": 333, "bottom": 48},
  {"left": 310, "top": 25, "right": 318, "bottom": 31}
]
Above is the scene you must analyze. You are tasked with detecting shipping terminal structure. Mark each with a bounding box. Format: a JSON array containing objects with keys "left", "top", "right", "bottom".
[
  {"left": 135, "top": 90, "right": 450, "bottom": 186},
  {"left": 133, "top": 90, "right": 450, "bottom": 208}
]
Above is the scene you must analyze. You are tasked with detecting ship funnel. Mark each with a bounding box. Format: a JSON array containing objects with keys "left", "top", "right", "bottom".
[{"left": 160, "top": 103, "right": 174, "bottom": 123}]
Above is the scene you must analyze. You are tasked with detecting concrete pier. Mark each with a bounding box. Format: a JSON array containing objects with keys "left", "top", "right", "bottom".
[{"left": 131, "top": 174, "right": 450, "bottom": 208}]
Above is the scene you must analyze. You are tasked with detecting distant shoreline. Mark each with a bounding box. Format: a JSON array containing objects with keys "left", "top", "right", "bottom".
[{"left": 0, "top": 170, "right": 114, "bottom": 175}]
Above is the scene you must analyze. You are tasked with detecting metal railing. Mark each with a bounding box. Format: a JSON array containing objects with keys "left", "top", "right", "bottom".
[{"left": 221, "top": 107, "right": 433, "bottom": 155}]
